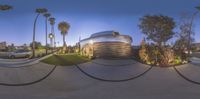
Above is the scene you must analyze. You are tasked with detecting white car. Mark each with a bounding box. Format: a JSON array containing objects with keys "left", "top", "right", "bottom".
[{"left": 9, "top": 50, "right": 32, "bottom": 58}]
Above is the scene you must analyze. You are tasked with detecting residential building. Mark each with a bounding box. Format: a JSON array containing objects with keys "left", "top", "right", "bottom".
[{"left": 79, "top": 31, "right": 132, "bottom": 58}]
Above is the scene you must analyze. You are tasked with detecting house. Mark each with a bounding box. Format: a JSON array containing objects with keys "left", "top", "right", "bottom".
[
  {"left": 79, "top": 31, "right": 132, "bottom": 58},
  {"left": 192, "top": 43, "right": 200, "bottom": 51}
]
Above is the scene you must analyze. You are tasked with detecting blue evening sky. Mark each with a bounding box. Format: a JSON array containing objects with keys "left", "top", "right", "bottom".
[{"left": 0, "top": 0, "right": 200, "bottom": 46}]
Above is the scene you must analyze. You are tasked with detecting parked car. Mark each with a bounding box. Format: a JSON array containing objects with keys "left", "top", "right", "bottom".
[{"left": 8, "top": 50, "right": 32, "bottom": 58}]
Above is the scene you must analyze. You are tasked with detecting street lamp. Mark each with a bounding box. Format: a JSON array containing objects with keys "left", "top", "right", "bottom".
[
  {"left": 49, "top": 33, "right": 54, "bottom": 50},
  {"left": 89, "top": 40, "right": 94, "bottom": 45}
]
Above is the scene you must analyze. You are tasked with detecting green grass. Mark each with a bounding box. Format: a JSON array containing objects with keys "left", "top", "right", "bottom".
[{"left": 41, "top": 54, "right": 90, "bottom": 66}]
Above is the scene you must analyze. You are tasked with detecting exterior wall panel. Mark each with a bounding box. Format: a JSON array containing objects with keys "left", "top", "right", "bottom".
[
  {"left": 93, "top": 42, "right": 132, "bottom": 58},
  {"left": 80, "top": 31, "right": 132, "bottom": 58}
]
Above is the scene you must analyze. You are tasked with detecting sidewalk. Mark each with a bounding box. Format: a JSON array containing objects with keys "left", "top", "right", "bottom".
[{"left": 0, "top": 54, "right": 53, "bottom": 67}]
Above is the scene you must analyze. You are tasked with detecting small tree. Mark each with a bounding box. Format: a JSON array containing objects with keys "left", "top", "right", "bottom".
[
  {"left": 139, "top": 15, "right": 176, "bottom": 48},
  {"left": 174, "top": 12, "right": 195, "bottom": 61},
  {"left": 30, "top": 41, "right": 43, "bottom": 49}
]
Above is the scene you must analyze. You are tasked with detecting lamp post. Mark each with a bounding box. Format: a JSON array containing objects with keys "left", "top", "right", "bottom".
[
  {"left": 187, "top": 6, "right": 200, "bottom": 60},
  {"left": 49, "top": 33, "right": 54, "bottom": 53}
]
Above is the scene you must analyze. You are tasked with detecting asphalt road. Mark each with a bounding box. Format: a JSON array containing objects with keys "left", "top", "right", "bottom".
[{"left": 0, "top": 59, "right": 199, "bottom": 99}]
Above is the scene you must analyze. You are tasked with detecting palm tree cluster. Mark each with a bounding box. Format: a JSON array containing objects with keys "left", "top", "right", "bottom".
[
  {"left": 32, "top": 8, "right": 58, "bottom": 57},
  {"left": 32, "top": 8, "right": 71, "bottom": 57}
]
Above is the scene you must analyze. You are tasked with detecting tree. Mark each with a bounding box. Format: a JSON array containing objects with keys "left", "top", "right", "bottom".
[
  {"left": 43, "top": 13, "right": 51, "bottom": 55},
  {"left": 174, "top": 12, "right": 196, "bottom": 60},
  {"left": 32, "top": 8, "right": 48, "bottom": 58},
  {"left": 58, "top": 21, "right": 70, "bottom": 53},
  {"left": 49, "top": 17, "right": 56, "bottom": 48},
  {"left": 30, "top": 41, "right": 43, "bottom": 49},
  {"left": 185, "top": 6, "right": 200, "bottom": 58},
  {"left": 172, "top": 7, "right": 200, "bottom": 62},
  {"left": 0, "top": 5, "right": 12, "bottom": 11},
  {"left": 139, "top": 15, "right": 176, "bottom": 48}
]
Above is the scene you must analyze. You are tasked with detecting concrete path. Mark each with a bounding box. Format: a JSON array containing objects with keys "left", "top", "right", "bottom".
[
  {"left": 0, "top": 54, "right": 53, "bottom": 67},
  {"left": 0, "top": 59, "right": 200, "bottom": 98}
]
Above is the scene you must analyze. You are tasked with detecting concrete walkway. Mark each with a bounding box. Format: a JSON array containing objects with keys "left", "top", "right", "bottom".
[
  {"left": 0, "top": 54, "right": 53, "bottom": 67},
  {"left": 0, "top": 59, "right": 200, "bottom": 98}
]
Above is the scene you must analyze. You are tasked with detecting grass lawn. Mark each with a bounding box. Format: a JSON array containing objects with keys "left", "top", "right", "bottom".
[{"left": 41, "top": 54, "right": 90, "bottom": 66}]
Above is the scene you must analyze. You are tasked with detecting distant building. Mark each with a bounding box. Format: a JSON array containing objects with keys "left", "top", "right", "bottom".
[
  {"left": 0, "top": 42, "right": 7, "bottom": 50},
  {"left": 15, "top": 44, "right": 30, "bottom": 50},
  {"left": 79, "top": 31, "right": 132, "bottom": 58},
  {"left": 192, "top": 43, "right": 200, "bottom": 51}
]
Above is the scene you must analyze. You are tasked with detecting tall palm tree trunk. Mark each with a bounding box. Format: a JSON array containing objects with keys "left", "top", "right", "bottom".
[
  {"left": 32, "top": 13, "right": 40, "bottom": 58},
  {"left": 45, "top": 17, "right": 48, "bottom": 55},
  {"left": 51, "top": 24, "right": 55, "bottom": 49},
  {"left": 63, "top": 34, "right": 66, "bottom": 46},
  {"left": 63, "top": 34, "right": 66, "bottom": 53},
  {"left": 53, "top": 24, "right": 56, "bottom": 49}
]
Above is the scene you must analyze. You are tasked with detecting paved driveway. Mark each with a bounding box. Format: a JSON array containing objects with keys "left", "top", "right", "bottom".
[{"left": 0, "top": 59, "right": 200, "bottom": 99}]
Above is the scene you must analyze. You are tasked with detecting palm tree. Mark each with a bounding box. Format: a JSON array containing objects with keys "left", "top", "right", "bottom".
[
  {"left": 0, "top": 5, "right": 13, "bottom": 11},
  {"left": 32, "top": 8, "right": 47, "bottom": 58},
  {"left": 43, "top": 13, "right": 51, "bottom": 55},
  {"left": 58, "top": 21, "right": 70, "bottom": 53},
  {"left": 49, "top": 17, "right": 56, "bottom": 49}
]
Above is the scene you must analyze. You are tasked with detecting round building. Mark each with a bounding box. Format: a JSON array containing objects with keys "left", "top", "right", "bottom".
[{"left": 79, "top": 31, "right": 132, "bottom": 58}]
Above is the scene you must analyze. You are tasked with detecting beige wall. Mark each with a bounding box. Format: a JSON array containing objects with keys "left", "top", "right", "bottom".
[{"left": 80, "top": 44, "right": 93, "bottom": 58}]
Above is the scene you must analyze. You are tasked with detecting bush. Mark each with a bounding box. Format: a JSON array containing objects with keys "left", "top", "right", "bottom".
[{"left": 138, "top": 40, "right": 187, "bottom": 66}]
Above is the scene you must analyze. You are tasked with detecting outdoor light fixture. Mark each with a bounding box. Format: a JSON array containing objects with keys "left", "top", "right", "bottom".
[
  {"left": 49, "top": 33, "right": 54, "bottom": 48},
  {"left": 49, "top": 33, "right": 54, "bottom": 38},
  {"left": 89, "top": 40, "right": 94, "bottom": 44}
]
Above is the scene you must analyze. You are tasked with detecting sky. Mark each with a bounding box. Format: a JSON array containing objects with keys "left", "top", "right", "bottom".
[{"left": 0, "top": 0, "right": 200, "bottom": 46}]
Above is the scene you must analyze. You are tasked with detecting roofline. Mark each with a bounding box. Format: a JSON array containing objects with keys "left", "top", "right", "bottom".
[{"left": 80, "top": 34, "right": 132, "bottom": 43}]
